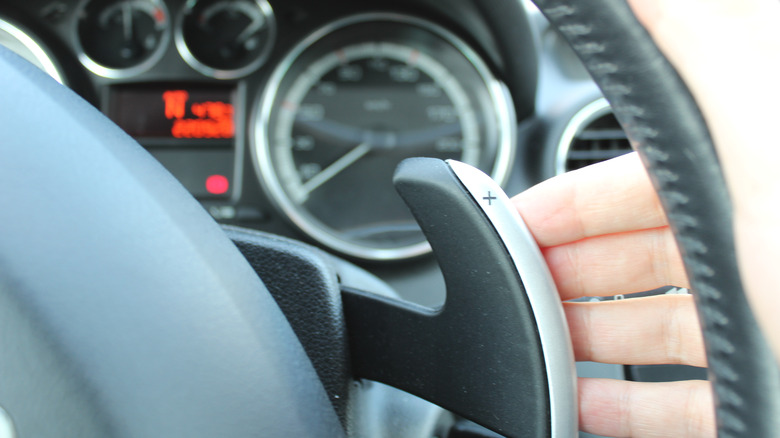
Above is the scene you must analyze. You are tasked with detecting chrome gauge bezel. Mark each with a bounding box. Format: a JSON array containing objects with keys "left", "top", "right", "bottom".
[
  {"left": 73, "top": 0, "right": 171, "bottom": 79},
  {"left": 555, "top": 98, "right": 611, "bottom": 175},
  {"left": 0, "top": 18, "right": 64, "bottom": 84},
  {"left": 174, "top": 0, "right": 276, "bottom": 80},
  {"left": 252, "top": 13, "right": 516, "bottom": 261}
]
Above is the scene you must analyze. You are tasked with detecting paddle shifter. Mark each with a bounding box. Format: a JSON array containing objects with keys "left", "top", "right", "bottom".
[{"left": 343, "top": 158, "right": 577, "bottom": 437}]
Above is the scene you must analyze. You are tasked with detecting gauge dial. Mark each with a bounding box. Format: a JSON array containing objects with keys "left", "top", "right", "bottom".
[
  {"left": 76, "top": 0, "right": 170, "bottom": 78},
  {"left": 176, "top": 0, "right": 275, "bottom": 79},
  {"left": 254, "top": 14, "right": 515, "bottom": 261}
]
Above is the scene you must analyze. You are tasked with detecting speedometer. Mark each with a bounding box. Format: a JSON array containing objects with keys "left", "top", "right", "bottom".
[{"left": 253, "top": 14, "right": 515, "bottom": 261}]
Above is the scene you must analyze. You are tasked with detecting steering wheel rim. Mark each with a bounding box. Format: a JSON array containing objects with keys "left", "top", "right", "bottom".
[{"left": 531, "top": 0, "right": 780, "bottom": 435}]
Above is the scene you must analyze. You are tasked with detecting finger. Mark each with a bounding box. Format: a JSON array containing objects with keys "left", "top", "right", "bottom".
[
  {"left": 565, "top": 295, "right": 706, "bottom": 367},
  {"left": 512, "top": 152, "right": 666, "bottom": 248},
  {"left": 545, "top": 227, "right": 688, "bottom": 300},
  {"left": 579, "top": 378, "right": 715, "bottom": 438}
]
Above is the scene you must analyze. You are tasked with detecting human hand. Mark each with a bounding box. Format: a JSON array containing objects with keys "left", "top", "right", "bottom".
[
  {"left": 627, "top": 0, "right": 780, "bottom": 363},
  {"left": 513, "top": 152, "right": 714, "bottom": 437}
]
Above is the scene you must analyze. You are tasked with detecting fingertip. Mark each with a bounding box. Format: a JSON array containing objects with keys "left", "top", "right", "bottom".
[
  {"left": 577, "top": 378, "right": 715, "bottom": 437},
  {"left": 511, "top": 180, "right": 577, "bottom": 247},
  {"left": 577, "top": 378, "right": 628, "bottom": 435}
]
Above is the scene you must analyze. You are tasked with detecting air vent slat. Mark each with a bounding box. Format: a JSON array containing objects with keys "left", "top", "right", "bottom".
[
  {"left": 576, "top": 129, "right": 627, "bottom": 141},
  {"left": 559, "top": 104, "right": 632, "bottom": 173},
  {"left": 567, "top": 149, "right": 628, "bottom": 161}
]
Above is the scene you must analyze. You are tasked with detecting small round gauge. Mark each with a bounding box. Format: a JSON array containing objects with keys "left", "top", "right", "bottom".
[
  {"left": 176, "top": 0, "right": 275, "bottom": 79},
  {"left": 75, "top": 0, "right": 170, "bottom": 78},
  {"left": 253, "top": 14, "right": 516, "bottom": 261}
]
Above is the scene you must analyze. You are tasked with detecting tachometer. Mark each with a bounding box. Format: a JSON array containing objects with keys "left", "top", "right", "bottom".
[{"left": 253, "top": 14, "right": 515, "bottom": 261}]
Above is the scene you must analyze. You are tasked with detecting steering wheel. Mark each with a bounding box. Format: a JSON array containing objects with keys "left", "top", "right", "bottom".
[{"left": 1, "top": 0, "right": 778, "bottom": 437}]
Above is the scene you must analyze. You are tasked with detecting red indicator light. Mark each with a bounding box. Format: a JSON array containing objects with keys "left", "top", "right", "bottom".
[
  {"left": 205, "top": 175, "right": 229, "bottom": 195},
  {"left": 153, "top": 7, "right": 166, "bottom": 24}
]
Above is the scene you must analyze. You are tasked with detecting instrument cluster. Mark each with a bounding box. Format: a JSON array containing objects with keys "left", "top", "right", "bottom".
[
  {"left": 73, "top": 0, "right": 274, "bottom": 79},
  {"left": 0, "top": 0, "right": 538, "bottom": 267}
]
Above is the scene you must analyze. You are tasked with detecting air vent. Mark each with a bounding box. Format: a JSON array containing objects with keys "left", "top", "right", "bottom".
[{"left": 555, "top": 99, "right": 631, "bottom": 174}]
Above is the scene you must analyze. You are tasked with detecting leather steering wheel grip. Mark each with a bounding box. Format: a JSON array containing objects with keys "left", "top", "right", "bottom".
[{"left": 531, "top": 0, "right": 780, "bottom": 436}]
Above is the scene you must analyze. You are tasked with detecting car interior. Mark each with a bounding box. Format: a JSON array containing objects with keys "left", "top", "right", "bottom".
[{"left": 1, "top": 0, "right": 777, "bottom": 437}]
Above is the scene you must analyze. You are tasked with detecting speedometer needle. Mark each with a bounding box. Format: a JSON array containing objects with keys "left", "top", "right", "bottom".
[{"left": 297, "top": 142, "right": 372, "bottom": 203}]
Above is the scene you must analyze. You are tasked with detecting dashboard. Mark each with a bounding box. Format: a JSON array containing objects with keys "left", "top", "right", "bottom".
[
  {"left": 0, "top": 1, "right": 707, "bottom": 436},
  {"left": 0, "top": 0, "right": 565, "bottom": 303}
]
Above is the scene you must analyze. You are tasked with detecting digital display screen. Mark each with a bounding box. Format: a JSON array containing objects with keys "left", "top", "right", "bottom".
[{"left": 107, "top": 85, "right": 235, "bottom": 140}]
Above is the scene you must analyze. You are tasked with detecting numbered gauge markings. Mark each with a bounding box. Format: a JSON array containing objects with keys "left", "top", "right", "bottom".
[{"left": 253, "top": 14, "right": 515, "bottom": 261}]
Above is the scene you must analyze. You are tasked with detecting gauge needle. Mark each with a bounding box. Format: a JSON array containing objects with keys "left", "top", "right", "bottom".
[
  {"left": 235, "top": 15, "right": 265, "bottom": 47},
  {"left": 122, "top": 3, "right": 133, "bottom": 42},
  {"left": 297, "top": 142, "right": 372, "bottom": 203}
]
